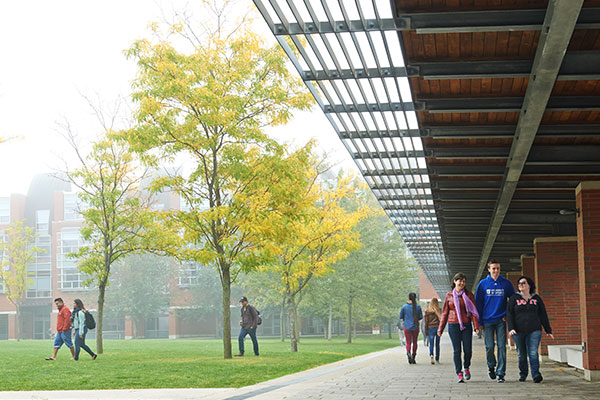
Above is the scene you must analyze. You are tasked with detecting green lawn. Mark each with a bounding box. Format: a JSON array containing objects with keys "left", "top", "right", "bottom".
[{"left": 0, "top": 336, "right": 400, "bottom": 391}]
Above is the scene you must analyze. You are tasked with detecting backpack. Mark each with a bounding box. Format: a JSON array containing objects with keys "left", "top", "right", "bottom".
[
  {"left": 256, "top": 309, "right": 262, "bottom": 326},
  {"left": 84, "top": 311, "right": 96, "bottom": 330}
]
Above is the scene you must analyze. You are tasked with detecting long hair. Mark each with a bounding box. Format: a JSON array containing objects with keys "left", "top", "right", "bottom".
[
  {"left": 74, "top": 298, "right": 85, "bottom": 311},
  {"left": 408, "top": 292, "right": 418, "bottom": 328},
  {"left": 426, "top": 297, "right": 441, "bottom": 318}
]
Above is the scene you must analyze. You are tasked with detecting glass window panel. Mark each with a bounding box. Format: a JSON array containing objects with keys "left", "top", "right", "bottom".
[
  {"left": 402, "top": 137, "right": 414, "bottom": 151},
  {"left": 406, "top": 111, "right": 419, "bottom": 129}
]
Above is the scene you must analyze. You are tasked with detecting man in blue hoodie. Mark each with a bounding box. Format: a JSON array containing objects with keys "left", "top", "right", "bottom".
[{"left": 475, "top": 260, "right": 515, "bottom": 383}]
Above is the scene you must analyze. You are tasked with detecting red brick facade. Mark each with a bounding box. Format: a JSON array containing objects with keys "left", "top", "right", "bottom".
[
  {"left": 533, "top": 237, "right": 580, "bottom": 355},
  {"left": 576, "top": 182, "right": 600, "bottom": 376},
  {"left": 419, "top": 269, "right": 441, "bottom": 301},
  {"left": 521, "top": 255, "right": 535, "bottom": 280}
]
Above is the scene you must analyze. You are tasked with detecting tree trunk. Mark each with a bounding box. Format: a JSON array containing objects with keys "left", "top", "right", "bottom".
[
  {"left": 221, "top": 265, "right": 232, "bottom": 359},
  {"left": 215, "top": 310, "right": 220, "bottom": 339},
  {"left": 15, "top": 306, "right": 21, "bottom": 341},
  {"left": 287, "top": 295, "right": 298, "bottom": 352},
  {"left": 280, "top": 300, "right": 285, "bottom": 342},
  {"left": 97, "top": 282, "right": 106, "bottom": 354},
  {"left": 327, "top": 304, "right": 333, "bottom": 341},
  {"left": 293, "top": 305, "right": 300, "bottom": 344},
  {"left": 346, "top": 297, "right": 353, "bottom": 344},
  {"left": 388, "top": 322, "right": 392, "bottom": 339}
]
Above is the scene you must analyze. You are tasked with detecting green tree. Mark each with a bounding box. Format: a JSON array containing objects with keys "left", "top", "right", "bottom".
[
  {"left": 106, "top": 253, "right": 172, "bottom": 338},
  {"left": 0, "top": 221, "right": 43, "bottom": 340},
  {"left": 123, "top": 22, "right": 314, "bottom": 358},
  {"left": 65, "top": 134, "right": 166, "bottom": 354},
  {"left": 325, "top": 212, "right": 417, "bottom": 343}
]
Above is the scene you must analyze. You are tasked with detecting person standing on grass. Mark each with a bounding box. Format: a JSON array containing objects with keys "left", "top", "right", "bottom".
[
  {"left": 507, "top": 276, "right": 554, "bottom": 383},
  {"left": 438, "top": 273, "right": 480, "bottom": 383},
  {"left": 424, "top": 297, "right": 441, "bottom": 364},
  {"left": 235, "top": 296, "right": 259, "bottom": 357},
  {"left": 71, "top": 299, "right": 97, "bottom": 361},
  {"left": 399, "top": 292, "right": 423, "bottom": 364},
  {"left": 475, "top": 259, "right": 515, "bottom": 383},
  {"left": 45, "top": 298, "right": 75, "bottom": 360}
]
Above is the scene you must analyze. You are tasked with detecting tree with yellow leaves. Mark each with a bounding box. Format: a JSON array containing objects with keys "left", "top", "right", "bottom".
[
  {"left": 122, "top": 18, "right": 314, "bottom": 358},
  {"left": 0, "top": 221, "right": 43, "bottom": 340},
  {"left": 268, "top": 172, "right": 377, "bottom": 352}
]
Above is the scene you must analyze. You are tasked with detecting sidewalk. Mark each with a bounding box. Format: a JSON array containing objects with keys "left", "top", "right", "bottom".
[{"left": 2, "top": 335, "right": 599, "bottom": 399}]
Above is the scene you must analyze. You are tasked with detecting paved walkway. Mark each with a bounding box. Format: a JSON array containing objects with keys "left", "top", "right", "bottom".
[{"left": 2, "top": 335, "right": 599, "bottom": 399}]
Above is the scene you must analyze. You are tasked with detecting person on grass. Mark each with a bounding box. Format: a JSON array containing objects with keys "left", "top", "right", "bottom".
[
  {"left": 235, "top": 296, "right": 259, "bottom": 357},
  {"left": 424, "top": 297, "right": 441, "bottom": 364},
  {"left": 438, "top": 273, "right": 480, "bottom": 383},
  {"left": 71, "top": 299, "right": 97, "bottom": 361},
  {"left": 507, "top": 276, "right": 553, "bottom": 383},
  {"left": 399, "top": 292, "right": 422, "bottom": 364},
  {"left": 45, "top": 298, "right": 75, "bottom": 360},
  {"left": 475, "top": 260, "right": 515, "bottom": 383}
]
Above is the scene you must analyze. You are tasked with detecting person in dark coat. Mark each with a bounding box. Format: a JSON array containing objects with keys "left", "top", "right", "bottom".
[
  {"left": 507, "top": 276, "right": 553, "bottom": 383},
  {"left": 235, "top": 296, "right": 259, "bottom": 356}
]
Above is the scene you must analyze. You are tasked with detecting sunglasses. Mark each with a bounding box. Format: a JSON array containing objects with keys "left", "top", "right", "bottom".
[{"left": 518, "top": 281, "right": 528, "bottom": 286}]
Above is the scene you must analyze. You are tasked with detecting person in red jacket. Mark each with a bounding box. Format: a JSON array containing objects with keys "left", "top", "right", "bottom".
[
  {"left": 45, "top": 298, "right": 75, "bottom": 360},
  {"left": 438, "top": 273, "right": 480, "bottom": 383}
]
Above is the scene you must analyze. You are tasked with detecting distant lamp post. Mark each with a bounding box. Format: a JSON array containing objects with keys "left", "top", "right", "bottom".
[{"left": 559, "top": 208, "right": 580, "bottom": 217}]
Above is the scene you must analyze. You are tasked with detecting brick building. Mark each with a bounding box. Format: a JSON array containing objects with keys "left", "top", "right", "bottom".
[{"left": 0, "top": 174, "right": 342, "bottom": 341}]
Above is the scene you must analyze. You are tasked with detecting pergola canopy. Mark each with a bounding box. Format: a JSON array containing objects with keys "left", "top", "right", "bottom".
[{"left": 254, "top": 0, "right": 600, "bottom": 296}]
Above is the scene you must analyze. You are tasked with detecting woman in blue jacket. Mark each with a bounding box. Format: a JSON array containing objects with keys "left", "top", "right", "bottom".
[{"left": 399, "top": 292, "right": 423, "bottom": 364}]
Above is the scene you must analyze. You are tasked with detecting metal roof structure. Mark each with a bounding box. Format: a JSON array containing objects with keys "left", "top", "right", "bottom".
[{"left": 253, "top": 0, "right": 600, "bottom": 296}]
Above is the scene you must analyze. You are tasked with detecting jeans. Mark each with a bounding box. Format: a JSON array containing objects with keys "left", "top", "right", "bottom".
[
  {"left": 484, "top": 320, "right": 507, "bottom": 377},
  {"left": 238, "top": 327, "right": 259, "bottom": 355},
  {"left": 513, "top": 330, "right": 543, "bottom": 379},
  {"left": 428, "top": 327, "right": 440, "bottom": 360},
  {"left": 448, "top": 323, "right": 473, "bottom": 374},
  {"left": 53, "top": 330, "right": 73, "bottom": 349},
  {"left": 404, "top": 328, "right": 419, "bottom": 356},
  {"left": 74, "top": 328, "right": 95, "bottom": 360}
]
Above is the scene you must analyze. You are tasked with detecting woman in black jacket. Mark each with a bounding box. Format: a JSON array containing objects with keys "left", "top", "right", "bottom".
[{"left": 507, "top": 276, "right": 554, "bottom": 383}]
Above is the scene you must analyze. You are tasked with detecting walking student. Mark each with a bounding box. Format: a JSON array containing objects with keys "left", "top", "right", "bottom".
[
  {"left": 475, "top": 260, "right": 515, "bottom": 383},
  {"left": 235, "top": 296, "right": 259, "bottom": 357},
  {"left": 424, "top": 297, "right": 441, "bottom": 364},
  {"left": 507, "top": 276, "right": 554, "bottom": 383},
  {"left": 45, "top": 298, "right": 75, "bottom": 360},
  {"left": 71, "top": 299, "right": 97, "bottom": 361},
  {"left": 438, "top": 273, "right": 480, "bottom": 383},
  {"left": 399, "top": 292, "right": 423, "bottom": 364}
]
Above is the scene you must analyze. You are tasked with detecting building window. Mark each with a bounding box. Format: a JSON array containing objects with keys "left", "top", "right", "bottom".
[
  {"left": 0, "top": 198, "right": 9, "bottom": 225},
  {"left": 63, "top": 193, "right": 85, "bottom": 221},
  {"left": 178, "top": 262, "right": 200, "bottom": 286},
  {"left": 36, "top": 210, "right": 50, "bottom": 233},
  {"left": 26, "top": 234, "right": 52, "bottom": 298},
  {"left": 56, "top": 228, "right": 89, "bottom": 290}
]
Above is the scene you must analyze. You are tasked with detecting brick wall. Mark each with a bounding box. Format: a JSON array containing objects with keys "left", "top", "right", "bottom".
[
  {"left": 534, "top": 237, "right": 580, "bottom": 354},
  {"left": 576, "top": 182, "right": 600, "bottom": 373},
  {"left": 521, "top": 255, "right": 535, "bottom": 280}
]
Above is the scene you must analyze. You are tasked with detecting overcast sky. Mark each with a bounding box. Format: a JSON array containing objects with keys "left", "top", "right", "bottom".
[{"left": 0, "top": 0, "right": 355, "bottom": 196}]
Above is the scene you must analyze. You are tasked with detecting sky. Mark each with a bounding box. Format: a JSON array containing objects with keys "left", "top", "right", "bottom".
[{"left": 0, "top": 0, "right": 356, "bottom": 196}]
